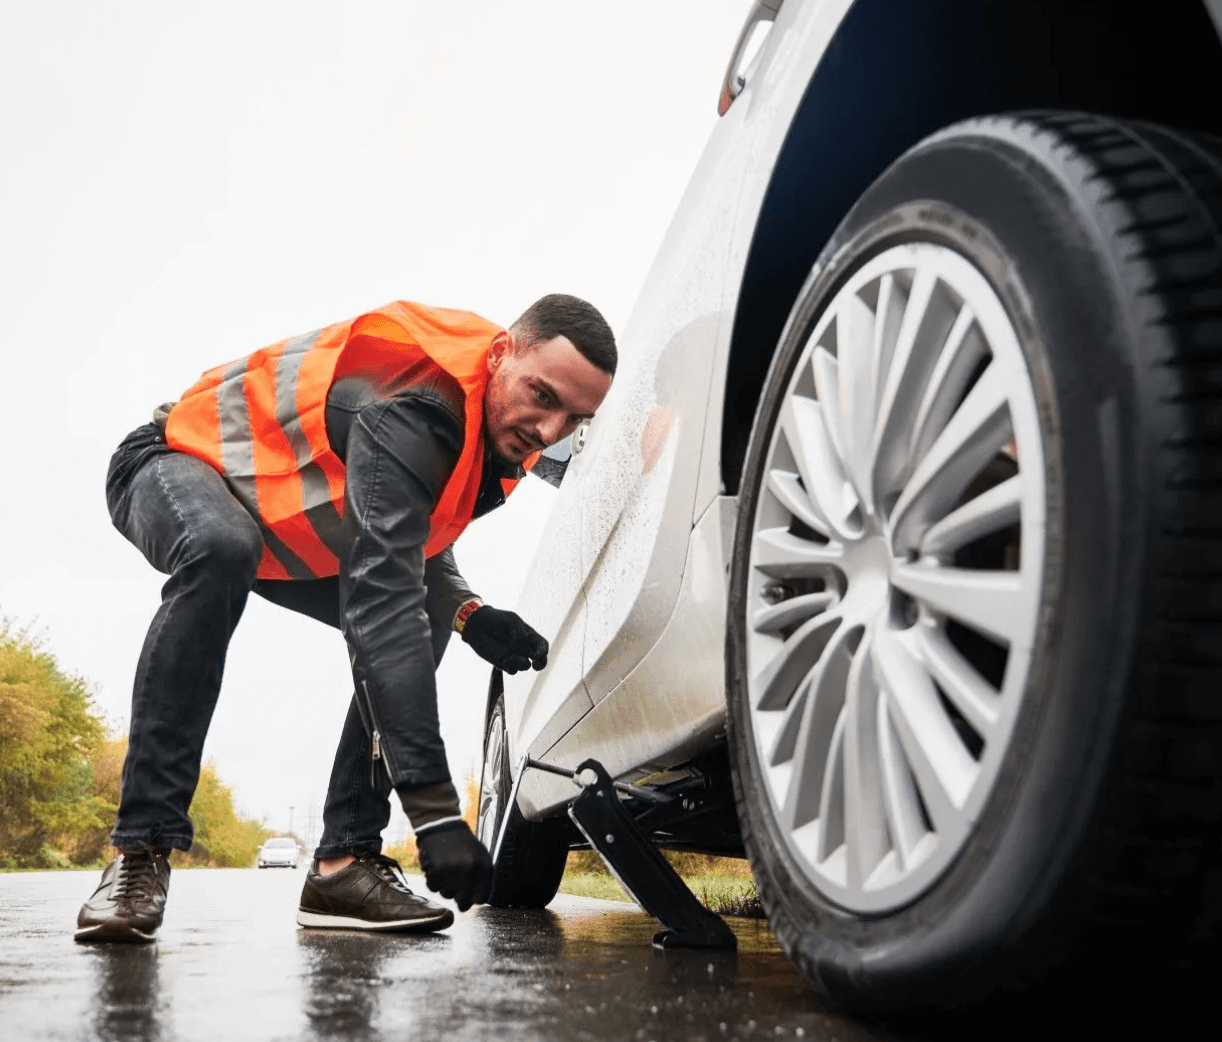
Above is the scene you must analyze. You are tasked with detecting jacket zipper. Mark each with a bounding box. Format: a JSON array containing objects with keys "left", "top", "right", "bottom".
[
  {"left": 348, "top": 690, "right": 376, "bottom": 786},
  {"left": 360, "top": 680, "right": 395, "bottom": 788}
]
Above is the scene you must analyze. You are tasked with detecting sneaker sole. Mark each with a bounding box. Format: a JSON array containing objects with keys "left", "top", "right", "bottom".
[
  {"left": 74, "top": 921, "right": 158, "bottom": 944},
  {"left": 296, "top": 908, "right": 454, "bottom": 933}
]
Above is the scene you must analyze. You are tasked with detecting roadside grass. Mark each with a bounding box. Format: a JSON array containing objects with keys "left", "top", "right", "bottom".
[
  {"left": 558, "top": 849, "right": 766, "bottom": 919},
  {"left": 382, "top": 777, "right": 768, "bottom": 921},
  {"left": 558, "top": 872, "right": 633, "bottom": 903}
]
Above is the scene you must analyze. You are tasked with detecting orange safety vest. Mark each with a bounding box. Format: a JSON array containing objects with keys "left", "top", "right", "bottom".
[{"left": 164, "top": 301, "right": 538, "bottom": 581}]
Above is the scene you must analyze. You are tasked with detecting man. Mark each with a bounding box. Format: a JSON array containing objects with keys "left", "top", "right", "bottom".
[{"left": 76, "top": 294, "right": 616, "bottom": 943}]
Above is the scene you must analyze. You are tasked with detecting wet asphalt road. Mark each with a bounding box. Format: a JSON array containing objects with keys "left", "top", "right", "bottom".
[{"left": 0, "top": 867, "right": 903, "bottom": 1042}]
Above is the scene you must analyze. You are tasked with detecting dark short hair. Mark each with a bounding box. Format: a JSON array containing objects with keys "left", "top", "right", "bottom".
[{"left": 511, "top": 294, "right": 617, "bottom": 376}]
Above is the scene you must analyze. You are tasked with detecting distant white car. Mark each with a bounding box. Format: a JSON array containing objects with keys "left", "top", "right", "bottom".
[
  {"left": 257, "top": 837, "right": 300, "bottom": 869},
  {"left": 478, "top": 0, "right": 1222, "bottom": 1017}
]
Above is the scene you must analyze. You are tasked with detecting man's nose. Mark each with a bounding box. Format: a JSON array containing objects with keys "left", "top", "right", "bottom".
[{"left": 536, "top": 412, "right": 568, "bottom": 447}]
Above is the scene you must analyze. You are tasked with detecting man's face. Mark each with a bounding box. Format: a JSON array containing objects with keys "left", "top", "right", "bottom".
[{"left": 483, "top": 330, "right": 613, "bottom": 464}]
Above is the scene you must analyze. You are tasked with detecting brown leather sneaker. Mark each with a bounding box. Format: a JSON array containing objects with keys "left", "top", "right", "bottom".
[
  {"left": 74, "top": 848, "right": 171, "bottom": 944},
  {"left": 296, "top": 853, "right": 454, "bottom": 932}
]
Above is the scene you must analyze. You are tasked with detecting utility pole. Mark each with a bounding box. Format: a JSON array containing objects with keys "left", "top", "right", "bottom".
[
  {"left": 288, "top": 805, "right": 295, "bottom": 838},
  {"left": 306, "top": 804, "right": 318, "bottom": 854}
]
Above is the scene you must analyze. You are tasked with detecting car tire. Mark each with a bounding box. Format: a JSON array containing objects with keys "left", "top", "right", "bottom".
[
  {"left": 726, "top": 112, "right": 1222, "bottom": 1014},
  {"left": 476, "top": 695, "right": 570, "bottom": 908}
]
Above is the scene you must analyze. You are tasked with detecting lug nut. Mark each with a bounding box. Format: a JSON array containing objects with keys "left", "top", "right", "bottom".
[{"left": 762, "top": 582, "right": 791, "bottom": 604}]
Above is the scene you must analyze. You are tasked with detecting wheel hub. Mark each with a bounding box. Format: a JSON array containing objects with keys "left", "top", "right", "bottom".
[{"left": 839, "top": 534, "right": 893, "bottom": 619}]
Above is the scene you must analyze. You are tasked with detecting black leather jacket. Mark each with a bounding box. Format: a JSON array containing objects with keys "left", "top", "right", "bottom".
[
  {"left": 323, "top": 375, "right": 521, "bottom": 816},
  {"left": 149, "top": 371, "right": 523, "bottom": 827}
]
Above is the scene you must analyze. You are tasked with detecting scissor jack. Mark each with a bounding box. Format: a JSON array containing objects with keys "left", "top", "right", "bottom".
[{"left": 495, "top": 755, "right": 737, "bottom": 951}]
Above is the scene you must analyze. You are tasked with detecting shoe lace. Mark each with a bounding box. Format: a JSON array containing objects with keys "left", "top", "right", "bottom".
[
  {"left": 114, "top": 850, "right": 163, "bottom": 900},
  {"left": 358, "top": 853, "right": 414, "bottom": 894}
]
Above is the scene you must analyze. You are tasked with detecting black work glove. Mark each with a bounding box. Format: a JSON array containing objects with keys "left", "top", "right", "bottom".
[
  {"left": 461, "top": 605, "right": 548, "bottom": 674},
  {"left": 415, "top": 821, "right": 493, "bottom": 911}
]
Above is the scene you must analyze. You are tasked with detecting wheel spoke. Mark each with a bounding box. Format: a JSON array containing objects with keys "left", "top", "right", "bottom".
[
  {"left": 910, "top": 624, "right": 1001, "bottom": 738},
  {"left": 778, "top": 623, "right": 857, "bottom": 827},
  {"left": 835, "top": 292, "right": 879, "bottom": 513},
  {"left": 907, "top": 304, "right": 985, "bottom": 467},
  {"left": 751, "top": 526, "right": 843, "bottom": 579},
  {"left": 779, "top": 393, "right": 860, "bottom": 537},
  {"left": 871, "top": 272, "right": 903, "bottom": 414},
  {"left": 872, "top": 267, "right": 937, "bottom": 470},
  {"left": 814, "top": 709, "right": 847, "bottom": 864},
  {"left": 752, "top": 591, "right": 837, "bottom": 634},
  {"left": 872, "top": 630, "right": 976, "bottom": 827},
  {"left": 891, "top": 562, "right": 1024, "bottom": 647},
  {"left": 920, "top": 475, "right": 1021, "bottom": 558},
  {"left": 871, "top": 265, "right": 959, "bottom": 498},
  {"left": 753, "top": 614, "right": 843, "bottom": 711},
  {"left": 768, "top": 670, "right": 811, "bottom": 767},
  {"left": 877, "top": 696, "right": 927, "bottom": 866},
  {"left": 888, "top": 362, "right": 1012, "bottom": 552},
  {"left": 767, "top": 469, "right": 832, "bottom": 538},
  {"left": 813, "top": 346, "right": 847, "bottom": 471},
  {"left": 842, "top": 631, "right": 889, "bottom": 888}
]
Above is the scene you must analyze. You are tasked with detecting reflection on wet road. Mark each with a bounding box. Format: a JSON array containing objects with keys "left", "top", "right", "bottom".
[{"left": 0, "top": 869, "right": 900, "bottom": 1041}]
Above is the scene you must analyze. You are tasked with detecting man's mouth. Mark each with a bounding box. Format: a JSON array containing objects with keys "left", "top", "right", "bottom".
[{"left": 510, "top": 429, "right": 542, "bottom": 454}]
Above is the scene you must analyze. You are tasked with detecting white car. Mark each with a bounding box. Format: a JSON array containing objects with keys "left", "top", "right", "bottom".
[
  {"left": 257, "top": 837, "right": 301, "bottom": 869},
  {"left": 477, "top": 0, "right": 1222, "bottom": 1015}
]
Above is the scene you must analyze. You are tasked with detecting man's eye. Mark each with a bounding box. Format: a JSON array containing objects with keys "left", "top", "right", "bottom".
[{"left": 536, "top": 389, "right": 552, "bottom": 405}]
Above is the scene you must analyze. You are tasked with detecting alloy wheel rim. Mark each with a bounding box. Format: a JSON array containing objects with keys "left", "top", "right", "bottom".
[
  {"left": 476, "top": 711, "right": 505, "bottom": 849},
  {"left": 745, "top": 242, "right": 1046, "bottom": 914}
]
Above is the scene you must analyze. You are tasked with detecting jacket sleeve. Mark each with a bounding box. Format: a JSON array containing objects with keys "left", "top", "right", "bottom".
[
  {"left": 424, "top": 546, "right": 479, "bottom": 631},
  {"left": 338, "top": 390, "right": 466, "bottom": 828}
]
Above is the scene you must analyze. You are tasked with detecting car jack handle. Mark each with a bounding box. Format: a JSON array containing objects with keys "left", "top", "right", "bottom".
[
  {"left": 494, "top": 754, "right": 672, "bottom": 865},
  {"left": 566, "top": 757, "right": 737, "bottom": 951}
]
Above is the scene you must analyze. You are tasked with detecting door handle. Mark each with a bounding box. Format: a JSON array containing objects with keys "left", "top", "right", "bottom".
[{"left": 718, "top": 0, "right": 783, "bottom": 116}]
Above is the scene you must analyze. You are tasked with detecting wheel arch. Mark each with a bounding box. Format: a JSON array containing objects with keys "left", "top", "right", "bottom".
[{"left": 720, "top": 0, "right": 1222, "bottom": 494}]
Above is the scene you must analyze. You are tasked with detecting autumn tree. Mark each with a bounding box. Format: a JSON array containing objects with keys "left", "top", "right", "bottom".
[
  {"left": 0, "top": 623, "right": 106, "bottom": 867},
  {"left": 176, "top": 762, "right": 270, "bottom": 867},
  {"left": 62, "top": 734, "right": 125, "bottom": 866},
  {"left": 1, "top": 618, "right": 270, "bottom": 870}
]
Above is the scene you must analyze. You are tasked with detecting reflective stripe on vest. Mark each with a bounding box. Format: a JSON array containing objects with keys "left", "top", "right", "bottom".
[
  {"left": 164, "top": 301, "right": 537, "bottom": 580},
  {"left": 215, "top": 329, "right": 347, "bottom": 579}
]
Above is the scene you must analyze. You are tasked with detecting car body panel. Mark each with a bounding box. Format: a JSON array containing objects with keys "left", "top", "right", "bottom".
[
  {"left": 575, "top": 1, "right": 847, "bottom": 710},
  {"left": 577, "top": 311, "right": 719, "bottom": 706},
  {"left": 499, "top": 471, "right": 594, "bottom": 771},
  {"left": 692, "top": 0, "right": 853, "bottom": 523},
  {"left": 519, "top": 496, "right": 735, "bottom": 817}
]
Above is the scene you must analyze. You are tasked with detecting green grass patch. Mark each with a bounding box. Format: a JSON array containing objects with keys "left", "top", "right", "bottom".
[
  {"left": 558, "top": 872, "right": 635, "bottom": 903},
  {"left": 558, "top": 852, "right": 766, "bottom": 919},
  {"left": 687, "top": 875, "right": 764, "bottom": 918}
]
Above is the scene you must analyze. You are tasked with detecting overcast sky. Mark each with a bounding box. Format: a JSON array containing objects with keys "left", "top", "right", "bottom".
[{"left": 0, "top": 1, "right": 751, "bottom": 846}]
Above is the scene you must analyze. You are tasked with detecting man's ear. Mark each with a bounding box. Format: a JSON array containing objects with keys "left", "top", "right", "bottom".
[{"left": 488, "top": 330, "right": 512, "bottom": 372}]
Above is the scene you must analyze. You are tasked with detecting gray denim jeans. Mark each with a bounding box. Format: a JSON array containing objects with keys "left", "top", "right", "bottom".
[{"left": 105, "top": 418, "right": 453, "bottom": 857}]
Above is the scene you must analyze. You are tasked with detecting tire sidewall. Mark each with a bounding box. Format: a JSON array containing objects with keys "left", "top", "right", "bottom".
[{"left": 727, "top": 121, "right": 1149, "bottom": 1006}]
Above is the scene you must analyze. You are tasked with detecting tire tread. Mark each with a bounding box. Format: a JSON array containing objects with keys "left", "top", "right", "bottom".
[{"left": 1010, "top": 110, "right": 1222, "bottom": 957}]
